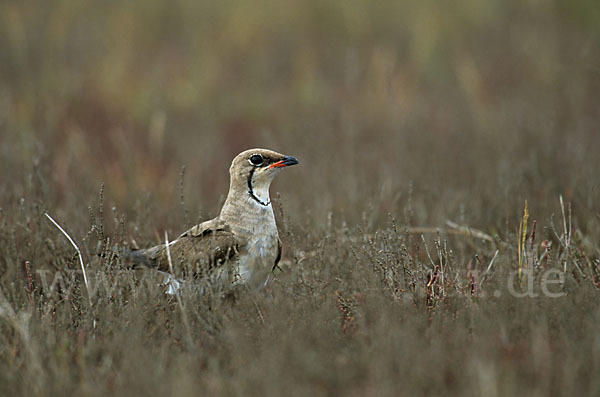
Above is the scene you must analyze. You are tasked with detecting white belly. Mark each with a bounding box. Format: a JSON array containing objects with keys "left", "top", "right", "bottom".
[{"left": 235, "top": 235, "right": 278, "bottom": 287}]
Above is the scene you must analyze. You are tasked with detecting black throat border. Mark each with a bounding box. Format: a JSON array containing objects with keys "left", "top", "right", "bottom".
[{"left": 247, "top": 168, "right": 270, "bottom": 206}]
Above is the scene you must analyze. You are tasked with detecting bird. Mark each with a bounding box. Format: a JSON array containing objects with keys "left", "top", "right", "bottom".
[{"left": 120, "top": 148, "right": 299, "bottom": 292}]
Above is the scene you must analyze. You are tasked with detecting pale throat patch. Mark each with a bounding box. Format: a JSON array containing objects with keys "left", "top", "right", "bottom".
[
  {"left": 249, "top": 169, "right": 278, "bottom": 207},
  {"left": 251, "top": 181, "right": 271, "bottom": 206}
]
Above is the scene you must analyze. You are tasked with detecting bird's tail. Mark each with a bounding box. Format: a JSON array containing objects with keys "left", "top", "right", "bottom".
[{"left": 115, "top": 246, "right": 158, "bottom": 268}]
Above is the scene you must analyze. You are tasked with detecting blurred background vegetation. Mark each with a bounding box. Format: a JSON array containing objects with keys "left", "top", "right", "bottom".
[
  {"left": 1, "top": 0, "right": 599, "bottom": 395},
  {"left": 2, "top": 0, "right": 599, "bottom": 228}
]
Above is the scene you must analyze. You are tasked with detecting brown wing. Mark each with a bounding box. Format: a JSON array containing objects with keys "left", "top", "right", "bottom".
[
  {"left": 180, "top": 218, "right": 225, "bottom": 239},
  {"left": 132, "top": 219, "right": 243, "bottom": 277}
]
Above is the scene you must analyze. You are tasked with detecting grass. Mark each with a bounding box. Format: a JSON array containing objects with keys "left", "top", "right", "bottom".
[{"left": 1, "top": 0, "right": 600, "bottom": 395}]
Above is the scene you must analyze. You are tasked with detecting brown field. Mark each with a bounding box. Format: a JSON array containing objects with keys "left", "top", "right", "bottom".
[{"left": 1, "top": 0, "right": 599, "bottom": 395}]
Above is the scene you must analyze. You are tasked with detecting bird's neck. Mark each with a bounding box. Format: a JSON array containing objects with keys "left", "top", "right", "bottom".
[
  {"left": 247, "top": 180, "right": 271, "bottom": 206},
  {"left": 219, "top": 181, "right": 275, "bottom": 230}
]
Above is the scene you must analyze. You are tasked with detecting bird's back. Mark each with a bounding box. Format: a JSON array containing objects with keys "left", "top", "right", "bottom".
[{"left": 121, "top": 217, "right": 243, "bottom": 279}]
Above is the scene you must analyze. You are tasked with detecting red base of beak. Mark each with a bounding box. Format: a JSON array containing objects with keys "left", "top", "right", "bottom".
[
  {"left": 268, "top": 160, "right": 287, "bottom": 169},
  {"left": 267, "top": 155, "right": 299, "bottom": 169}
]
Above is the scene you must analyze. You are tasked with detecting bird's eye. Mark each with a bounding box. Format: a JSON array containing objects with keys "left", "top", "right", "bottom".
[{"left": 249, "top": 154, "right": 264, "bottom": 166}]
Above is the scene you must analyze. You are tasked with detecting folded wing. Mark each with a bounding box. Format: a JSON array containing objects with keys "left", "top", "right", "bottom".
[{"left": 122, "top": 218, "right": 243, "bottom": 277}]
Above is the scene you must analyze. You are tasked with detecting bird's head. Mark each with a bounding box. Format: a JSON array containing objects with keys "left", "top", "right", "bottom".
[{"left": 228, "top": 148, "right": 299, "bottom": 206}]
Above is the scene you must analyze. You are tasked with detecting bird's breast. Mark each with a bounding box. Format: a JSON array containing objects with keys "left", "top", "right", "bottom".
[
  {"left": 220, "top": 200, "right": 279, "bottom": 287},
  {"left": 236, "top": 232, "right": 279, "bottom": 286}
]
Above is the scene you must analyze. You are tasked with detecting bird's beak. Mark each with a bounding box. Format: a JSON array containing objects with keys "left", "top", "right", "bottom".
[{"left": 268, "top": 155, "right": 299, "bottom": 169}]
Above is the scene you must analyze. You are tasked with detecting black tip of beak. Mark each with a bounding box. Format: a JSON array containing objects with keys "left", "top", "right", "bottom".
[{"left": 282, "top": 155, "right": 299, "bottom": 166}]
